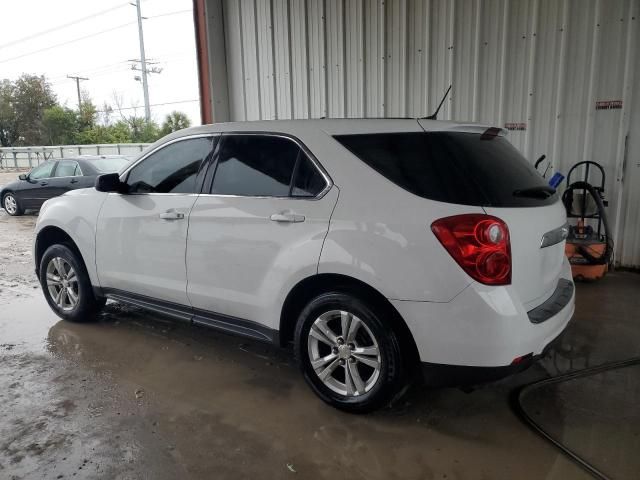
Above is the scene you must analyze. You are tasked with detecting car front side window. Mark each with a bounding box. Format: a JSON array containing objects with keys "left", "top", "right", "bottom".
[
  {"left": 29, "top": 162, "right": 55, "bottom": 180},
  {"left": 126, "top": 137, "right": 214, "bottom": 194}
]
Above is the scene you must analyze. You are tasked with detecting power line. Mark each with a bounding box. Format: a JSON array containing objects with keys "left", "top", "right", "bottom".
[
  {"left": 0, "top": 3, "right": 130, "bottom": 50},
  {"left": 0, "top": 22, "right": 137, "bottom": 64},
  {"left": 48, "top": 55, "right": 195, "bottom": 86},
  {"left": 146, "top": 9, "right": 192, "bottom": 20},
  {"left": 98, "top": 99, "right": 198, "bottom": 113},
  {"left": 49, "top": 61, "right": 131, "bottom": 83},
  {"left": 48, "top": 50, "right": 193, "bottom": 81},
  {"left": 0, "top": 9, "right": 193, "bottom": 65}
]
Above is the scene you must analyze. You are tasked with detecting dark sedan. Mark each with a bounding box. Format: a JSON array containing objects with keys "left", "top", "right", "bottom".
[{"left": 0, "top": 155, "right": 130, "bottom": 216}]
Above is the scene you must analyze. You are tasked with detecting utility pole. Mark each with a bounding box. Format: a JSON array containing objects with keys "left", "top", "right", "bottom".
[
  {"left": 133, "top": 0, "right": 151, "bottom": 121},
  {"left": 67, "top": 75, "right": 89, "bottom": 111}
]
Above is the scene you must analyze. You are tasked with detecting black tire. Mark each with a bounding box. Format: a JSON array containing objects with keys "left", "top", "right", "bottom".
[
  {"left": 39, "top": 243, "right": 104, "bottom": 322},
  {"left": 294, "top": 292, "right": 406, "bottom": 413},
  {"left": 2, "top": 192, "right": 24, "bottom": 216}
]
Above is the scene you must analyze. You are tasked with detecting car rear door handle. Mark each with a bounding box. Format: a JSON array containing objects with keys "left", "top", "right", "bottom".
[
  {"left": 270, "top": 213, "right": 305, "bottom": 223},
  {"left": 159, "top": 211, "right": 185, "bottom": 220},
  {"left": 70, "top": 179, "right": 78, "bottom": 184}
]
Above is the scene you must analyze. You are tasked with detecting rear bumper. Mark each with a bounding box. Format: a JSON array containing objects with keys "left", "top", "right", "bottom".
[
  {"left": 420, "top": 329, "right": 564, "bottom": 387},
  {"left": 392, "top": 258, "right": 575, "bottom": 371}
]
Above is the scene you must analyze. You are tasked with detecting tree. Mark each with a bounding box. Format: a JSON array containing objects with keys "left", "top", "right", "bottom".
[
  {"left": 78, "top": 91, "right": 97, "bottom": 131},
  {"left": 74, "top": 121, "right": 133, "bottom": 145},
  {"left": 42, "top": 106, "right": 78, "bottom": 145},
  {"left": 0, "top": 79, "right": 16, "bottom": 146},
  {"left": 120, "top": 116, "right": 159, "bottom": 143},
  {"left": 160, "top": 111, "right": 191, "bottom": 136},
  {"left": 109, "top": 91, "right": 161, "bottom": 143},
  {"left": 9, "top": 74, "right": 57, "bottom": 145}
]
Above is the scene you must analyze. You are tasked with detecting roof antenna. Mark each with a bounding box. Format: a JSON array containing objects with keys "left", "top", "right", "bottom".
[{"left": 423, "top": 84, "right": 452, "bottom": 120}]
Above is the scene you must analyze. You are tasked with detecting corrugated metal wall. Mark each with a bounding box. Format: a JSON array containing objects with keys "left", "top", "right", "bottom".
[{"left": 214, "top": 0, "right": 640, "bottom": 267}]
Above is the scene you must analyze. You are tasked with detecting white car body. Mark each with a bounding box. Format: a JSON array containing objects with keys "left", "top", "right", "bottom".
[{"left": 35, "top": 119, "right": 574, "bottom": 384}]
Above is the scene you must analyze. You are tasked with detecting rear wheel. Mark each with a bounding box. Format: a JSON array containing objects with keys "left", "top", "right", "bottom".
[
  {"left": 2, "top": 193, "right": 23, "bottom": 216},
  {"left": 294, "top": 292, "right": 405, "bottom": 413},
  {"left": 39, "top": 244, "right": 104, "bottom": 322}
]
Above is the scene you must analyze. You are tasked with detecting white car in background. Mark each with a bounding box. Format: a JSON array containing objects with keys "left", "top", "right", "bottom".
[{"left": 33, "top": 119, "right": 574, "bottom": 412}]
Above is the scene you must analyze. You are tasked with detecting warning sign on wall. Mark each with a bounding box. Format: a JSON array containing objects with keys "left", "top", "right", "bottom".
[
  {"left": 504, "top": 122, "right": 526, "bottom": 131},
  {"left": 595, "top": 100, "right": 623, "bottom": 110}
]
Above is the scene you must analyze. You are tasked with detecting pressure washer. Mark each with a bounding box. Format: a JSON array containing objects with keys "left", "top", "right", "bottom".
[{"left": 561, "top": 161, "right": 613, "bottom": 281}]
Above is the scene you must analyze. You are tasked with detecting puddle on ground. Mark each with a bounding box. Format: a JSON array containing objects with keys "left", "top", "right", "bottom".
[{"left": 0, "top": 295, "right": 590, "bottom": 479}]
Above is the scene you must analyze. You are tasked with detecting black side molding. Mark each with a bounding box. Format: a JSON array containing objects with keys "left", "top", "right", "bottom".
[
  {"left": 102, "top": 288, "right": 278, "bottom": 344},
  {"left": 527, "top": 279, "right": 574, "bottom": 324}
]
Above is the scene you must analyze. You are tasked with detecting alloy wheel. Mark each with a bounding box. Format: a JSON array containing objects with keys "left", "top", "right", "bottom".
[
  {"left": 4, "top": 194, "right": 17, "bottom": 215},
  {"left": 307, "top": 310, "right": 382, "bottom": 396},
  {"left": 46, "top": 257, "right": 79, "bottom": 311}
]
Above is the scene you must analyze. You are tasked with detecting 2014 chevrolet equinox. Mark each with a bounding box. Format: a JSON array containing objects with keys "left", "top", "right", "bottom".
[{"left": 34, "top": 119, "right": 575, "bottom": 412}]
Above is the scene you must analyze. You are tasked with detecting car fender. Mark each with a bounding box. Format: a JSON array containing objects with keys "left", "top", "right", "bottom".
[{"left": 35, "top": 189, "right": 108, "bottom": 287}]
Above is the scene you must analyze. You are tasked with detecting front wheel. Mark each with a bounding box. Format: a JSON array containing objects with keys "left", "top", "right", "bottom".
[
  {"left": 39, "top": 244, "right": 104, "bottom": 322},
  {"left": 2, "top": 193, "right": 23, "bottom": 216},
  {"left": 294, "top": 292, "right": 406, "bottom": 413}
]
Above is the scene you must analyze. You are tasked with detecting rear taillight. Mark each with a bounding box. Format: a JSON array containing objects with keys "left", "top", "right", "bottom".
[{"left": 431, "top": 214, "right": 511, "bottom": 285}]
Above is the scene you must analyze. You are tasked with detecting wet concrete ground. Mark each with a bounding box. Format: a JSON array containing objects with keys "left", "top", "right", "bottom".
[{"left": 1, "top": 205, "right": 639, "bottom": 479}]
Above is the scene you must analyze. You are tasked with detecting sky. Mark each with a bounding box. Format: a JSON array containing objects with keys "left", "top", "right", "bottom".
[{"left": 1, "top": 0, "right": 201, "bottom": 126}]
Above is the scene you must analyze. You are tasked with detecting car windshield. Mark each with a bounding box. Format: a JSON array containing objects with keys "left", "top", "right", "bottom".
[{"left": 92, "top": 157, "right": 130, "bottom": 173}]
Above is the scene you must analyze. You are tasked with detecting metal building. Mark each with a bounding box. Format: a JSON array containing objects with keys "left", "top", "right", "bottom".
[{"left": 193, "top": 0, "right": 640, "bottom": 267}]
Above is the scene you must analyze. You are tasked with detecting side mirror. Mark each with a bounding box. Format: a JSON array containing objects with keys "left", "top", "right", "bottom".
[
  {"left": 95, "top": 173, "right": 125, "bottom": 193},
  {"left": 18, "top": 174, "right": 27, "bottom": 181}
]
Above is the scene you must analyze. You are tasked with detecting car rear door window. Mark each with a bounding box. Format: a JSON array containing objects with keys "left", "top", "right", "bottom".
[
  {"left": 126, "top": 137, "right": 213, "bottom": 194},
  {"left": 211, "top": 135, "right": 300, "bottom": 196},
  {"left": 334, "top": 132, "right": 557, "bottom": 207},
  {"left": 292, "top": 153, "right": 326, "bottom": 197},
  {"left": 54, "top": 160, "right": 82, "bottom": 177},
  {"left": 29, "top": 162, "right": 55, "bottom": 180}
]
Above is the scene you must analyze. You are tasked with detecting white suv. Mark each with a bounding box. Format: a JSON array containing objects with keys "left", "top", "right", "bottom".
[{"left": 34, "top": 119, "right": 574, "bottom": 412}]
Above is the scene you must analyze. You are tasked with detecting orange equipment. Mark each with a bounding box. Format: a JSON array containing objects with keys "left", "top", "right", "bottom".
[{"left": 562, "top": 162, "right": 612, "bottom": 281}]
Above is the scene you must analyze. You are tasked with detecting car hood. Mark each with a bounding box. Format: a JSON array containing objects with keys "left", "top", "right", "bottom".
[{"left": 62, "top": 187, "right": 95, "bottom": 197}]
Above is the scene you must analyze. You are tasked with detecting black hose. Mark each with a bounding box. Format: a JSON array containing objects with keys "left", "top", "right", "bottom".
[
  {"left": 512, "top": 357, "right": 640, "bottom": 480},
  {"left": 562, "top": 181, "right": 614, "bottom": 265}
]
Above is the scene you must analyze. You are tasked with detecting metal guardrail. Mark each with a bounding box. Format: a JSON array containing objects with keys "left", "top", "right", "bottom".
[{"left": 0, "top": 144, "right": 151, "bottom": 169}]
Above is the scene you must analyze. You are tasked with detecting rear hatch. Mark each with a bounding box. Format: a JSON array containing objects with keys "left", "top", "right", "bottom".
[
  {"left": 416, "top": 123, "right": 567, "bottom": 308},
  {"left": 335, "top": 122, "right": 567, "bottom": 308}
]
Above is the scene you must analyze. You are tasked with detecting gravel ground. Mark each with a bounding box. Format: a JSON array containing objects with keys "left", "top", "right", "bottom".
[{"left": 0, "top": 170, "right": 40, "bottom": 304}]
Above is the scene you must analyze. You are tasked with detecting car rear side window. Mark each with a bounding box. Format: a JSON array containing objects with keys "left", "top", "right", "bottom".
[
  {"left": 334, "top": 132, "right": 557, "bottom": 207},
  {"left": 126, "top": 137, "right": 213, "bottom": 194},
  {"left": 54, "top": 160, "right": 82, "bottom": 177},
  {"left": 292, "top": 153, "right": 326, "bottom": 197},
  {"left": 211, "top": 135, "right": 307, "bottom": 197}
]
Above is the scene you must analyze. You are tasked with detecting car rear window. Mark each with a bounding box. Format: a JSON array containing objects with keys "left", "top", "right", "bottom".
[
  {"left": 93, "top": 157, "right": 130, "bottom": 173},
  {"left": 333, "top": 132, "right": 557, "bottom": 207}
]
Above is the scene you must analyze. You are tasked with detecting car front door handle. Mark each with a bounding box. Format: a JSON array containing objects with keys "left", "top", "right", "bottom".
[
  {"left": 40, "top": 181, "right": 48, "bottom": 186},
  {"left": 159, "top": 211, "right": 185, "bottom": 220},
  {"left": 270, "top": 213, "right": 305, "bottom": 223}
]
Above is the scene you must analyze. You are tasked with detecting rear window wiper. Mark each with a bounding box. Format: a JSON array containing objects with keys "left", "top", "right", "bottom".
[{"left": 513, "top": 185, "right": 556, "bottom": 198}]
